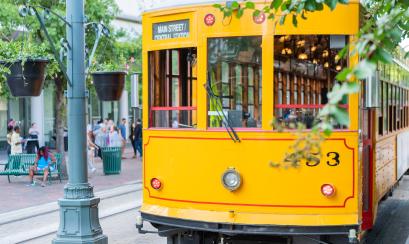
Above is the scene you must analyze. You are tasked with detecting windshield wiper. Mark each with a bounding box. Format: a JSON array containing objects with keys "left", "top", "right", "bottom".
[{"left": 205, "top": 74, "right": 240, "bottom": 143}]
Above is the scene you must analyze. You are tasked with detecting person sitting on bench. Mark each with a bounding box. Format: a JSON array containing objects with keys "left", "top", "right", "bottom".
[{"left": 28, "top": 147, "right": 56, "bottom": 187}]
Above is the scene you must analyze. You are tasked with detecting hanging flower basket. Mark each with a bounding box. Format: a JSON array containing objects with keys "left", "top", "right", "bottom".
[
  {"left": 92, "top": 71, "right": 126, "bottom": 101},
  {"left": 1, "top": 59, "right": 48, "bottom": 97}
]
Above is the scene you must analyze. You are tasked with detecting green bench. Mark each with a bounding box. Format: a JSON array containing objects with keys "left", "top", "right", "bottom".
[{"left": 0, "top": 153, "right": 62, "bottom": 183}]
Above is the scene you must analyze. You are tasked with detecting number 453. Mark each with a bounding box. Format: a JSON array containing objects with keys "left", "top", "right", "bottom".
[{"left": 306, "top": 152, "right": 340, "bottom": 167}]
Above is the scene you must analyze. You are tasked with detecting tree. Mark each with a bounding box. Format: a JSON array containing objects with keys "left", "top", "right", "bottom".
[
  {"left": 0, "top": 0, "right": 120, "bottom": 175},
  {"left": 215, "top": 0, "right": 409, "bottom": 166}
]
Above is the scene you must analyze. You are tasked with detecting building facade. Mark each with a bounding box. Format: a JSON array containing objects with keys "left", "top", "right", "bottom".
[{"left": 0, "top": 1, "right": 142, "bottom": 149}]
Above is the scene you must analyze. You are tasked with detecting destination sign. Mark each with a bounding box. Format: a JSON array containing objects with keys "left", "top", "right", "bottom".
[{"left": 153, "top": 19, "right": 190, "bottom": 40}]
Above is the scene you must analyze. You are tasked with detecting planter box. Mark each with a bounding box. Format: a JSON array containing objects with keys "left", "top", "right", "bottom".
[
  {"left": 92, "top": 71, "right": 126, "bottom": 101},
  {"left": 1, "top": 59, "right": 48, "bottom": 97}
]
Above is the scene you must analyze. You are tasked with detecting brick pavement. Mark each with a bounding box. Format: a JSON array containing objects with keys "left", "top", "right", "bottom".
[{"left": 0, "top": 147, "right": 142, "bottom": 214}]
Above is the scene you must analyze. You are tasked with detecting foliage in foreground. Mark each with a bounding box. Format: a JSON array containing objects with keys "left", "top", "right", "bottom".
[{"left": 215, "top": 0, "right": 409, "bottom": 167}]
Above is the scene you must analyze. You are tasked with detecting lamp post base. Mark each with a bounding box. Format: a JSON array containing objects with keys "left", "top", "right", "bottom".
[{"left": 53, "top": 198, "right": 108, "bottom": 244}]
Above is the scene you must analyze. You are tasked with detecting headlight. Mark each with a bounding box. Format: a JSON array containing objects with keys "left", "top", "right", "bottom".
[{"left": 221, "top": 168, "right": 241, "bottom": 191}]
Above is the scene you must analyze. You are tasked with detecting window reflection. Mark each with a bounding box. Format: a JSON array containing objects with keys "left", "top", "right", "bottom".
[
  {"left": 207, "top": 36, "right": 262, "bottom": 128},
  {"left": 274, "top": 35, "right": 348, "bottom": 129},
  {"left": 148, "top": 48, "right": 197, "bottom": 128}
]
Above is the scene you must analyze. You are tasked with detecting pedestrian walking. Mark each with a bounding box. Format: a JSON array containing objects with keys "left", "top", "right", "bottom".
[
  {"left": 6, "top": 126, "right": 13, "bottom": 155},
  {"left": 108, "top": 126, "right": 122, "bottom": 147},
  {"left": 7, "top": 118, "right": 15, "bottom": 128},
  {"left": 87, "top": 130, "right": 98, "bottom": 174},
  {"left": 95, "top": 125, "right": 108, "bottom": 158},
  {"left": 129, "top": 121, "right": 137, "bottom": 158},
  {"left": 134, "top": 119, "right": 142, "bottom": 158},
  {"left": 118, "top": 118, "right": 127, "bottom": 158},
  {"left": 27, "top": 123, "right": 40, "bottom": 154},
  {"left": 11, "top": 126, "right": 23, "bottom": 155}
]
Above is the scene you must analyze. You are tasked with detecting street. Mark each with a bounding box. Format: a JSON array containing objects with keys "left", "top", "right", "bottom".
[
  {"left": 0, "top": 176, "right": 408, "bottom": 243},
  {"left": 0, "top": 181, "right": 165, "bottom": 244}
]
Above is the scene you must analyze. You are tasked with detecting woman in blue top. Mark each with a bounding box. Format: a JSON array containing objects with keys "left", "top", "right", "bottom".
[{"left": 28, "top": 147, "right": 56, "bottom": 187}]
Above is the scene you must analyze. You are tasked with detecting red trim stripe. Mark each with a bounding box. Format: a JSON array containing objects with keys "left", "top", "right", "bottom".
[
  {"left": 151, "top": 106, "right": 197, "bottom": 111},
  {"left": 274, "top": 104, "right": 349, "bottom": 109}
]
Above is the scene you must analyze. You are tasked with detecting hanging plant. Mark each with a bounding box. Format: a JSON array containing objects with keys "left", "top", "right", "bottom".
[
  {"left": 90, "top": 55, "right": 127, "bottom": 101},
  {"left": 0, "top": 40, "right": 56, "bottom": 97}
]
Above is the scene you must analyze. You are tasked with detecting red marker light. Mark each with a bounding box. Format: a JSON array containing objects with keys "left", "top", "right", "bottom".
[
  {"left": 151, "top": 178, "right": 162, "bottom": 190},
  {"left": 253, "top": 12, "right": 266, "bottom": 24},
  {"left": 321, "top": 184, "right": 336, "bottom": 197},
  {"left": 204, "top": 14, "right": 215, "bottom": 26}
]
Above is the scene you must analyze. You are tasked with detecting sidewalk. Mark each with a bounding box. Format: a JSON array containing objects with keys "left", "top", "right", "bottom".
[{"left": 0, "top": 147, "right": 142, "bottom": 214}]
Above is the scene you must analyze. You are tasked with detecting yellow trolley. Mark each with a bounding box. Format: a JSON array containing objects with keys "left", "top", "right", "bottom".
[{"left": 137, "top": 1, "right": 409, "bottom": 243}]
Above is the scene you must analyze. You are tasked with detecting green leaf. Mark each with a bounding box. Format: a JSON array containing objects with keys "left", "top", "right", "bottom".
[
  {"left": 231, "top": 1, "right": 240, "bottom": 10},
  {"left": 272, "top": 0, "right": 283, "bottom": 10},
  {"left": 389, "top": 27, "right": 403, "bottom": 43},
  {"left": 305, "top": 0, "right": 316, "bottom": 11},
  {"left": 335, "top": 68, "right": 352, "bottom": 81},
  {"left": 213, "top": 3, "right": 223, "bottom": 9},
  {"left": 245, "top": 1, "right": 255, "bottom": 9},
  {"left": 279, "top": 15, "right": 287, "bottom": 25},
  {"left": 263, "top": 6, "right": 271, "bottom": 13},
  {"left": 333, "top": 107, "right": 350, "bottom": 126},
  {"left": 354, "top": 60, "right": 377, "bottom": 79},
  {"left": 292, "top": 14, "right": 298, "bottom": 27},
  {"left": 224, "top": 9, "right": 233, "bottom": 17},
  {"left": 253, "top": 9, "right": 261, "bottom": 17},
  {"left": 322, "top": 122, "right": 333, "bottom": 136},
  {"left": 346, "top": 81, "right": 360, "bottom": 93},
  {"left": 281, "top": 2, "right": 288, "bottom": 11},
  {"left": 301, "top": 11, "right": 307, "bottom": 20},
  {"left": 338, "top": 45, "right": 349, "bottom": 58},
  {"left": 268, "top": 13, "right": 275, "bottom": 19},
  {"left": 325, "top": 0, "right": 337, "bottom": 11},
  {"left": 373, "top": 48, "right": 392, "bottom": 64},
  {"left": 236, "top": 8, "right": 244, "bottom": 18},
  {"left": 338, "top": 0, "right": 349, "bottom": 3},
  {"left": 296, "top": 3, "right": 305, "bottom": 14}
]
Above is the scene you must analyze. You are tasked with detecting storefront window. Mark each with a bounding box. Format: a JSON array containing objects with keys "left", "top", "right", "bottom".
[{"left": 207, "top": 36, "right": 262, "bottom": 128}]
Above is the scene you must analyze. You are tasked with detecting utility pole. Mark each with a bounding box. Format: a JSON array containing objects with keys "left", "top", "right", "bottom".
[{"left": 53, "top": 0, "right": 107, "bottom": 243}]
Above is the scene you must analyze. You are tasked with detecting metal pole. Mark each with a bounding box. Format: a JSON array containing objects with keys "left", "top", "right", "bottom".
[
  {"left": 53, "top": 0, "right": 107, "bottom": 243},
  {"left": 131, "top": 72, "right": 141, "bottom": 120}
]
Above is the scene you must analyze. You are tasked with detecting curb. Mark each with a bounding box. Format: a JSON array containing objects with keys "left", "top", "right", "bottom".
[
  {"left": 0, "top": 180, "right": 142, "bottom": 226},
  {"left": 2, "top": 199, "right": 142, "bottom": 244}
]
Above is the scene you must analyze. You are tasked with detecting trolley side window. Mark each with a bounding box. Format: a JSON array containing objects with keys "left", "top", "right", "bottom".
[
  {"left": 148, "top": 48, "right": 197, "bottom": 128},
  {"left": 207, "top": 36, "right": 262, "bottom": 128},
  {"left": 378, "top": 60, "right": 409, "bottom": 137},
  {"left": 273, "top": 35, "right": 348, "bottom": 130}
]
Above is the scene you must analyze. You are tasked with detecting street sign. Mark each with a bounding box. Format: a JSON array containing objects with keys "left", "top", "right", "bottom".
[{"left": 152, "top": 19, "right": 189, "bottom": 40}]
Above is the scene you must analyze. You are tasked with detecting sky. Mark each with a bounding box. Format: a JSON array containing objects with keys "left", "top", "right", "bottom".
[{"left": 401, "top": 39, "right": 409, "bottom": 52}]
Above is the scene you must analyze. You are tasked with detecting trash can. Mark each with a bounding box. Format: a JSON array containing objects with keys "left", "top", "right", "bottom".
[{"left": 101, "top": 147, "right": 122, "bottom": 175}]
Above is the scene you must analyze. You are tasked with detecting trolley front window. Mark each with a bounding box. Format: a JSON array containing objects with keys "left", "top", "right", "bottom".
[
  {"left": 148, "top": 48, "right": 197, "bottom": 128},
  {"left": 207, "top": 36, "right": 262, "bottom": 128},
  {"left": 274, "top": 35, "right": 349, "bottom": 129}
]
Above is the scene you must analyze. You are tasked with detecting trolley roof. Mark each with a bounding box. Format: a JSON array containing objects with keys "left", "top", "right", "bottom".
[{"left": 144, "top": 0, "right": 227, "bottom": 12}]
